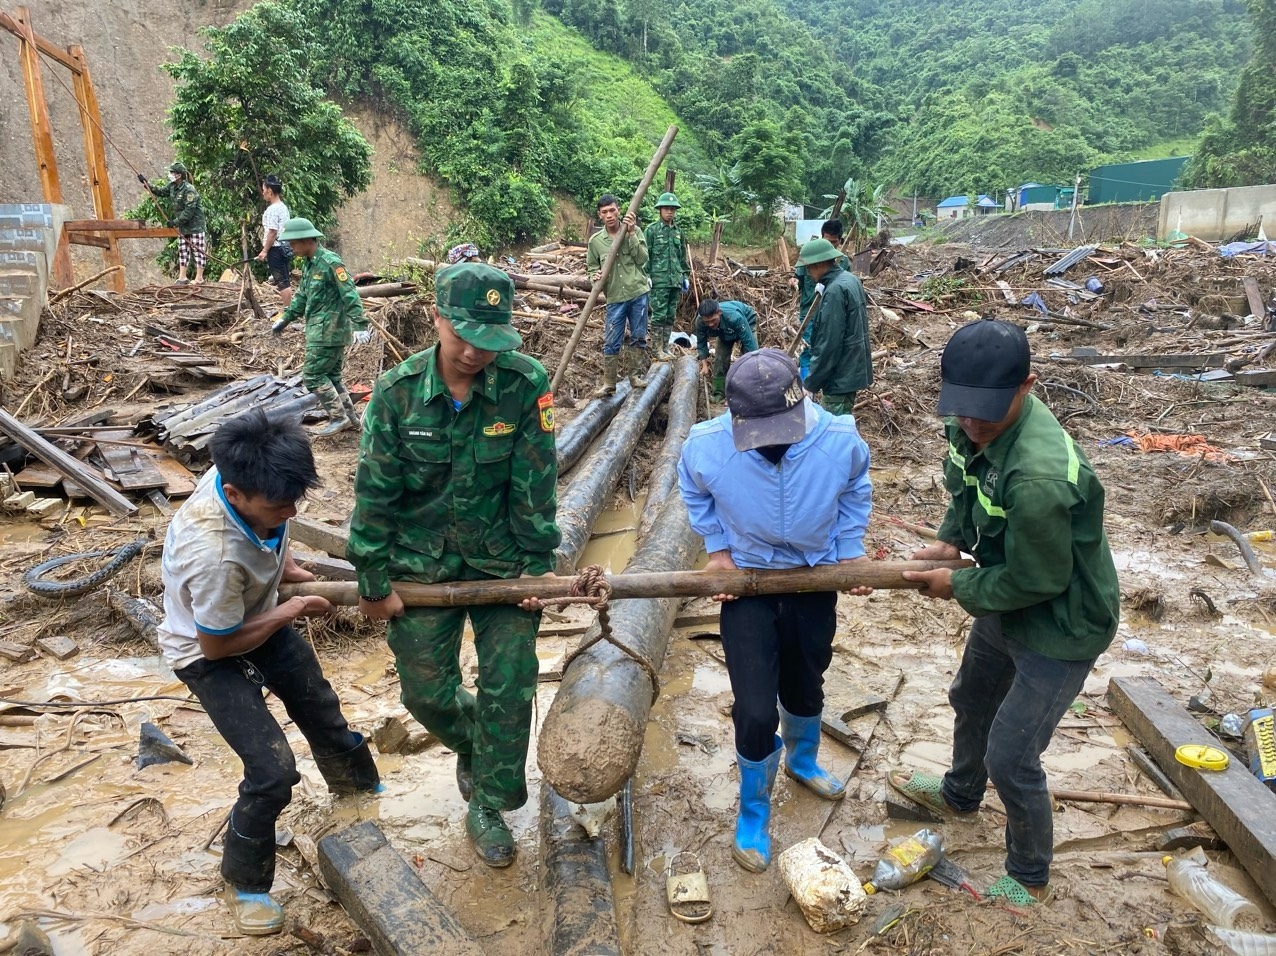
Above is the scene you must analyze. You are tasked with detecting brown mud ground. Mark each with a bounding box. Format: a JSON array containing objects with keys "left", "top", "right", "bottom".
[{"left": 1, "top": 243, "right": 1275, "bottom": 954}]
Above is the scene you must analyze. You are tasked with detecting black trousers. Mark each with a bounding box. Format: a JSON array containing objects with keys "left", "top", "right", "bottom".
[
  {"left": 176, "top": 626, "right": 373, "bottom": 890},
  {"left": 719, "top": 591, "right": 837, "bottom": 761}
]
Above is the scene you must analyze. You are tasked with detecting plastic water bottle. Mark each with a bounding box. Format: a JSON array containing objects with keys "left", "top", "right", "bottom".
[
  {"left": 1163, "top": 853, "right": 1262, "bottom": 930},
  {"left": 1207, "top": 928, "right": 1276, "bottom": 956},
  {"left": 863, "top": 829, "right": 944, "bottom": 894}
]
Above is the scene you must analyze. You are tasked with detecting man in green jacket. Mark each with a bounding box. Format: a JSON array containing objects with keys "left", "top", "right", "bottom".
[
  {"left": 695, "top": 299, "right": 759, "bottom": 399},
  {"left": 349, "top": 262, "right": 560, "bottom": 868},
  {"left": 896, "top": 319, "right": 1120, "bottom": 905},
  {"left": 797, "top": 238, "right": 872, "bottom": 415},
  {"left": 790, "top": 221, "right": 848, "bottom": 380},
  {"left": 587, "top": 193, "right": 649, "bottom": 396},
  {"left": 140, "top": 161, "right": 207, "bottom": 285},
  {"left": 270, "top": 218, "right": 371, "bottom": 437},
  {"left": 645, "top": 192, "right": 690, "bottom": 360}
]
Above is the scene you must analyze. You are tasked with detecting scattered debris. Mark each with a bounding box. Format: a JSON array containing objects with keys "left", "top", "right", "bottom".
[{"left": 136, "top": 721, "right": 193, "bottom": 770}]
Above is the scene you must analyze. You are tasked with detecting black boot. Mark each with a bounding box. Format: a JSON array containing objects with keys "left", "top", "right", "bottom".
[
  {"left": 221, "top": 814, "right": 277, "bottom": 892},
  {"left": 312, "top": 733, "right": 381, "bottom": 795}
]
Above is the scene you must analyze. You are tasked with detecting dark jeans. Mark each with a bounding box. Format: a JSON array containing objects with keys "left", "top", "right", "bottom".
[
  {"left": 941, "top": 615, "right": 1095, "bottom": 886},
  {"left": 176, "top": 626, "right": 371, "bottom": 890},
  {"left": 265, "top": 243, "right": 293, "bottom": 289},
  {"left": 719, "top": 591, "right": 837, "bottom": 760}
]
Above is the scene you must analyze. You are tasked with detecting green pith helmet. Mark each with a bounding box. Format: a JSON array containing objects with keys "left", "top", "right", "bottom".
[
  {"left": 278, "top": 217, "right": 324, "bottom": 241},
  {"left": 797, "top": 237, "right": 841, "bottom": 266},
  {"left": 655, "top": 192, "right": 681, "bottom": 209},
  {"left": 435, "top": 263, "right": 521, "bottom": 352},
  {"left": 168, "top": 161, "right": 189, "bottom": 175}
]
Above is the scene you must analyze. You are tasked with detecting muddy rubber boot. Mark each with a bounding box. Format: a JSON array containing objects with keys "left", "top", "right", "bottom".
[
  {"left": 313, "top": 734, "right": 382, "bottom": 796},
  {"left": 223, "top": 885, "right": 285, "bottom": 936},
  {"left": 732, "top": 738, "right": 781, "bottom": 873},
  {"left": 315, "top": 418, "right": 351, "bottom": 437},
  {"left": 711, "top": 375, "right": 726, "bottom": 402},
  {"left": 338, "top": 389, "right": 361, "bottom": 429},
  {"left": 652, "top": 330, "right": 674, "bottom": 361},
  {"left": 220, "top": 814, "right": 281, "bottom": 932},
  {"left": 779, "top": 706, "right": 846, "bottom": 800},
  {"left": 593, "top": 355, "right": 619, "bottom": 398},
  {"left": 627, "top": 347, "right": 649, "bottom": 388},
  {"left": 466, "top": 802, "right": 516, "bottom": 868}
]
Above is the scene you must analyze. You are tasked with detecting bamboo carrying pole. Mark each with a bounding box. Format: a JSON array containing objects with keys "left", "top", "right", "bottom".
[
  {"left": 786, "top": 288, "right": 824, "bottom": 356},
  {"left": 549, "top": 126, "right": 679, "bottom": 393},
  {"left": 277, "top": 560, "right": 972, "bottom": 606}
]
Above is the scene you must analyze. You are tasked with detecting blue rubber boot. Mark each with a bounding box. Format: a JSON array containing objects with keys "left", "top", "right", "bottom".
[
  {"left": 732, "top": 737, "right": 782, "bottom": 872},
  {"left": 780, "top": 705, "right": 846, "bottom": 800}
]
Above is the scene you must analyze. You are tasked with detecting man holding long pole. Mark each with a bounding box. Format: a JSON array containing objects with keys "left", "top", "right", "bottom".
[{"left": 587, "top": 193, "right": 650, "bottom": 397}]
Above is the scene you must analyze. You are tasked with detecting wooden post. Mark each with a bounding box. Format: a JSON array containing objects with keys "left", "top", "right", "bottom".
[
  {"left": 776, "top": 234, "right": 791, "bottom": 272},
  {"left": 549, "top": 125, "right": 679, "bottom": 394},
  {"left": 708, "top": 220, "right": 723, "bottom": 267},
  {"left": 69, "top": 45, "right": 124, "bottom": 293},
  {"left": 827, "top": 189, "right": 846, "bottom": 223},
  {"left": 15, "top": 6, "right": 72, "bottom": 288},
  {"left": 663, "top": 168, "right": 676, "bottom": 194}
]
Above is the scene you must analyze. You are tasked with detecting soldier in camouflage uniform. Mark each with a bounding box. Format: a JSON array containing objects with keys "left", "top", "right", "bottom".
[
  {"left": 270, "top": 218, "right": 372, "bottom": 437},
  {"left": 349, "top": 262, "right": 560, "bottom": 868},
  {"left": 140, "top": 161, "right": 207, "bottom": 285},
  {"left": 644, "top": 192, "right": 690, "bottom": 360}
]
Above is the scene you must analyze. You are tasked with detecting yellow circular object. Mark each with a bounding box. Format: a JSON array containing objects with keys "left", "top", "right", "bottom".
[{"left": 1175, "top": 744, "right": 1230, "bottom": 771}]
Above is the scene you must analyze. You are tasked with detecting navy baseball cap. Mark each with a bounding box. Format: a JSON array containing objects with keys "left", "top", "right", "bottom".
[
  {"left": 937, "top": 319, "right": 1030, "bottom": 421},
  {"left": 726, "top": 349, "right": 807, "bottom": 452}
]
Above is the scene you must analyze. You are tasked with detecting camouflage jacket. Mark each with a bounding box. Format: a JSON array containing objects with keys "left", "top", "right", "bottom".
[
  {"left": 347, "top": 347, "right": 561, "bottom": 596},
  {"left": 277, "top": 246, "right": 367, "bottom": 346},
  {"left": 147, "top": 179, "right": 206, "bottom": 236},
  {"left": 644, "top": 220, "right": 689, "bottom": 287}
]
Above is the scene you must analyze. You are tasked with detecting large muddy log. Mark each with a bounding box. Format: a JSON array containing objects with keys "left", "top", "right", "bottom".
[
  {"left": 279, "top": 560, "right": 971, "bottom": 606},
  {"left": 537, "top": 490, "right": 699, "bottom": 803},
  {"left": 638, "top": 355, "right": 699, "bottom": 540},
  {"left": 556, "top": 380, "right": 633, "bottom": 474},
  {"left": 553, "top": 362, "right": 674, "bottom": 574},
  {"left": 508, "top": 271, "right": 591, "bottom": 292},
  {"left": 540, "top": 787, "right": 622, "bottom": 956}
]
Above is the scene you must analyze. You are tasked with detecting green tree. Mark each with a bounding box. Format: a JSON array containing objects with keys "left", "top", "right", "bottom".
[
  {"left": 729, "top": 118, "right": 804, "bottom": 214},
  {"left": 822, "top": 178, "right": 894, "bottom": 250}
]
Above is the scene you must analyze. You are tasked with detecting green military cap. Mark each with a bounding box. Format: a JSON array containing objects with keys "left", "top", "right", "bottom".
[
  {"left": 279, "top": 217, "right": 324, "bottom": 241},
  {"left": 168, "top": 161, "right": 190, "bottom": 175},
  {"left": 435, "top": 263, "right": 521, "bottom": 352},
  {"left": 655, "top": 192, "right": 681, "bottom": 208},
  {"left": 797, "top": 237, "right": 841, "bottom": 266}
]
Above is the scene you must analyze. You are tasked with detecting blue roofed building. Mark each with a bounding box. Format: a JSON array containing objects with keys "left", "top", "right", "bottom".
[{"left": 937, "top": 195, "right": 971, "bottom": 220}]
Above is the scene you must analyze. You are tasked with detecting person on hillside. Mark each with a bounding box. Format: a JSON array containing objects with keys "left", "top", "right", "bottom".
[
  {"left": 270, "top": 218, "right": 372, "bottom": 437},
  {"left": 789, "top": 220, "right": 849, "bottom": 380},
  {"left": 644, "top": 192, "right": 691, "bottom": 359},
  {"left": 255, "top": 175, "right": 293, "bottom": 307},
  {"left": 896, "top": 319, "right": 1120, "bottom": 905},
  {"left": 678, "top": 348, "right": 873, "bottom": 873},
  {"left": 695, "top": 299, "right": 759, "bottom": 400},
  {"left": 586, "top": 193, "right": 649, "bottom": 396},
  {"left": 349, "top": 263, "right": 560, "bottom": 869},
  {"left": 159, "top": 409, "right": 380, "bottom": 937},
  {"left": 140, "top": 161, "right": 207, "bottom": 286},
  {"left": 797, "top": 237, "right": 872, "bottom": 415}
]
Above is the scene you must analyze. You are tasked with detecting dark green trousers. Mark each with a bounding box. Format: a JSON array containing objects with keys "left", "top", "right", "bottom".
[{"left": 818, "top": 392, "right": 858, "bottom": 415}]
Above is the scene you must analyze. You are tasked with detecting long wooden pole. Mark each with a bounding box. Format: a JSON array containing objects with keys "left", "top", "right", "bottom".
[
  {"left": 549, "top": 125, "right": 679, "bottom": 394},
  {"left": 69, "top": 45, "right": 124, "bottom": 294},
  {"left": 278, "top": 559, "right": 971, "bottom": 606}
]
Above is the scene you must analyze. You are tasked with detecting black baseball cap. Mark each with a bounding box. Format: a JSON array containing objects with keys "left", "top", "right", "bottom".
[
  {"left": 937, "top": 319, "right": 1030, "bottom": 421},
  {"left": 726, "top": 349, "right": 808, "bottom": 452}
]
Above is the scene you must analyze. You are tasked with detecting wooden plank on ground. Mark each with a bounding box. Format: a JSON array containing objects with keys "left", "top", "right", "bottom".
[
  {"left": 291, "top": 516, "right": 350, "bottom": 558},
  {"left": 317, "top": 821, "right": 487, "bottom": 956},
  {"left": 1243, "top": 277, "right": 1267, "bottom": 320},
  {"left": 293, "top": 552, "right": 356, "bottom": 581},
  {"left": 13, "top": 463, "right": 62, "bottom": 490},
  {"left": 96, "top": 443, "right": 167, "bottom": 490},
  {"left": 821, "top": 671, "right": 904, "bottom": 746},
  {"left": 1236, "top": 369, "right": 1276, "bottom": 389},
  {"left": 149, "top": 454, "right": 197, "bottom": 497},
  {"left": 0, "top": 407, "right": 135, "bottom": 516},
  {"left": 1067, "top": 352, "right": 1228, "bottom": 369},
  {"left": 1108, "top": 676, "right": 1276, "bottom": 908}
]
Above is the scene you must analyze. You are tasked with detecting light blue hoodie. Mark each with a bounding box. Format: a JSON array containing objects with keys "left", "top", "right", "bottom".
[{"left": 677, "top": 400, "right": 873, "bottom": 569}]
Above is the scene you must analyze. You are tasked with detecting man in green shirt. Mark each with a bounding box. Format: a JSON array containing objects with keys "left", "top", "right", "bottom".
[
  {"left": 587, "top": 193, "right": 649, "bottom": 396},
  {"left": 644, "top": 192, "right": 690, "bottom": 360},
  {"left": 796, "top": 238, "right": 873, "bottom": 416},
  {"left": 140, "top": 161, "right": 207, "bottom": 285},
  {"left": 896, "top": 319, "right": 1120, "bottom": 905},
  {"left": 695, "top": 299, "right": 759, "bottom": 399},
  {"left": 789, "top": 221, "right": 848, "bottom": 381},
  {"left": 349, "top": 263, "right": 560, "bottom": 868},
  {"left": 270, "top": 219, "right": 371, "bottom": 437}
]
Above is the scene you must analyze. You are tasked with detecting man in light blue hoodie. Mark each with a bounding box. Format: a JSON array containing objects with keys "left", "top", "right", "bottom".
[{"left": 677, "top": 348, "right": 874, "bottom": 873}]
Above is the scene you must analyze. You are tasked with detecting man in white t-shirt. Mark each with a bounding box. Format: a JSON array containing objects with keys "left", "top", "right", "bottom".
[
  {"left": 255, "top": 175, "right": 293, "bottom": 306},
  {"left": 159, "top": 408, "right": 378, "bottom": 936}
]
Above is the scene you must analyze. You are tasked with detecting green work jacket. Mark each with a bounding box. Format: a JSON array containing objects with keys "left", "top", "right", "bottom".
[
  {"left": 805, "top": 265, "right": 872, "bottom": 397},
  {"left": 147, "top": 179, "right": 206, "bottom": 235},
  {"left": 348, "top": 346, "right": 561, "bottom": 598},
  {"left": 794, "top": 254, "right": 849, "bottom": 325},
  {"left": 644, "top": 220, "right": 689, "bottom": 288},
  {"left": 694, "top": 300, "right": 759, "bottom": 359},
  {"left": 938, "top": 395, "right": 1120, "bottom": 661},
  {"left": 586, "top": 224, "right": 648, "bottom": 303},
  {"left": 277, "top": 246, "right": 367, "bottom": 347}
]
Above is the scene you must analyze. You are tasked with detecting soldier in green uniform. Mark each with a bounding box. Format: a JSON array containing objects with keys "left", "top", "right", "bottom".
[
  {"left": 644, "top": 192, "right": 690, "bottom": 360},
  {"left": 270, "top": 218, "right": 371, "bottom": 437},
  {"left": 139, "top": 161, "right": 207, "bottom": 285},
  {"left": 349, "top": 262, "right": 560, "bottom": 868},
  {"left": 695, "top": 299, "right": 759, "bottom": 400},
  {"left": 797, "top": 238, "right": 873, "bottom": 415},
  {"left": 790, "top": 221, "right": 849, "bottom": 381}
]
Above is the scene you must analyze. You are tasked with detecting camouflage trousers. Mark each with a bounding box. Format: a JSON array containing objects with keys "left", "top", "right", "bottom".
[
  {"left": 649, "top": 285, "right": 680, "bottom": 329},
  {"left": 818, "top": 392, "right": 858, "bottom": 416},
  {"left": 386, "top": 564, "right": 540, "bottom": 810},
  {"left": 303, "top": 344, "right": 349, "bottom": 420}
]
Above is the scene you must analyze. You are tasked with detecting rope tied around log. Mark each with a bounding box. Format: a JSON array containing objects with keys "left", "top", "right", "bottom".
[{"left": 553, "top": 565, "right": 662, "bottom": 704}]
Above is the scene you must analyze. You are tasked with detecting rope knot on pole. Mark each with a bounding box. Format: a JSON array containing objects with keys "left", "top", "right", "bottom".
[{"left": 558, "top": 565, "right": 661, "bottom": 703}]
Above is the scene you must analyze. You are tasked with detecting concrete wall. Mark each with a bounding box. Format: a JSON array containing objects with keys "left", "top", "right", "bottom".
[{"left": 1159, "top": 184, "right": 1276, "bottom": 241}]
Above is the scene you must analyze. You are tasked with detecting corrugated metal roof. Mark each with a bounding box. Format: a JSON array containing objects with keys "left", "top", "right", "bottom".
[{"left": 1043, "top": 244, "right": 1098, "bottom": 276}]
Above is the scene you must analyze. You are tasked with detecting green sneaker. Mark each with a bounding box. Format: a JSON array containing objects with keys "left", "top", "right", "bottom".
[{"left": 466, "top": 802, "right": 515, "bottom": 868}]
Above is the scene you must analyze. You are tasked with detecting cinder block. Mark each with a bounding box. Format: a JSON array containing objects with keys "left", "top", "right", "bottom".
[
  {"left": 4, "top": 491, "right": 35, "bottom": 510},
  {"left": 26, "top": 498, "right": 62, "bottom": 518}
]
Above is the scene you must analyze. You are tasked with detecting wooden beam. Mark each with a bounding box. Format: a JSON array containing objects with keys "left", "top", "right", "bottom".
[
  {"left": 289, "top": 516, "right": 349, "bottom": 558},
  {"left": 1107, "top": 676, "right": 1276, "bottom": 909},
  {"left": 0, "top": 406, "right": 136, "bottom": 516},
  {"left": 67, "top": 233, "right": 111, "bottom": 248},
  {"left": 68, "top": 46, "right": 124, "bottom": 293},
  {"left": 1243, "top": 277, "right": 1267, "bottom": 321},
  {"left": 64, "top": 218, "right": 151, "bottom": 231},
  {"left": 0, "top": 11, "right": 82, "bottom": 73},
  {"left": 1235, "top": 369, "right": 1276, "bottom": 388},
  {"left": 68, "top": 227, "right": 179, "bottom": 241},
  {"left": 317, "top": 822, "right": 486, "bottom": 956}
]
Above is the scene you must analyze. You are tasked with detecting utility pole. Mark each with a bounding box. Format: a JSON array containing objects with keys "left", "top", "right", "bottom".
[{"left": 1067, "top": 172, "right": 1082, "bottom": 242}]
